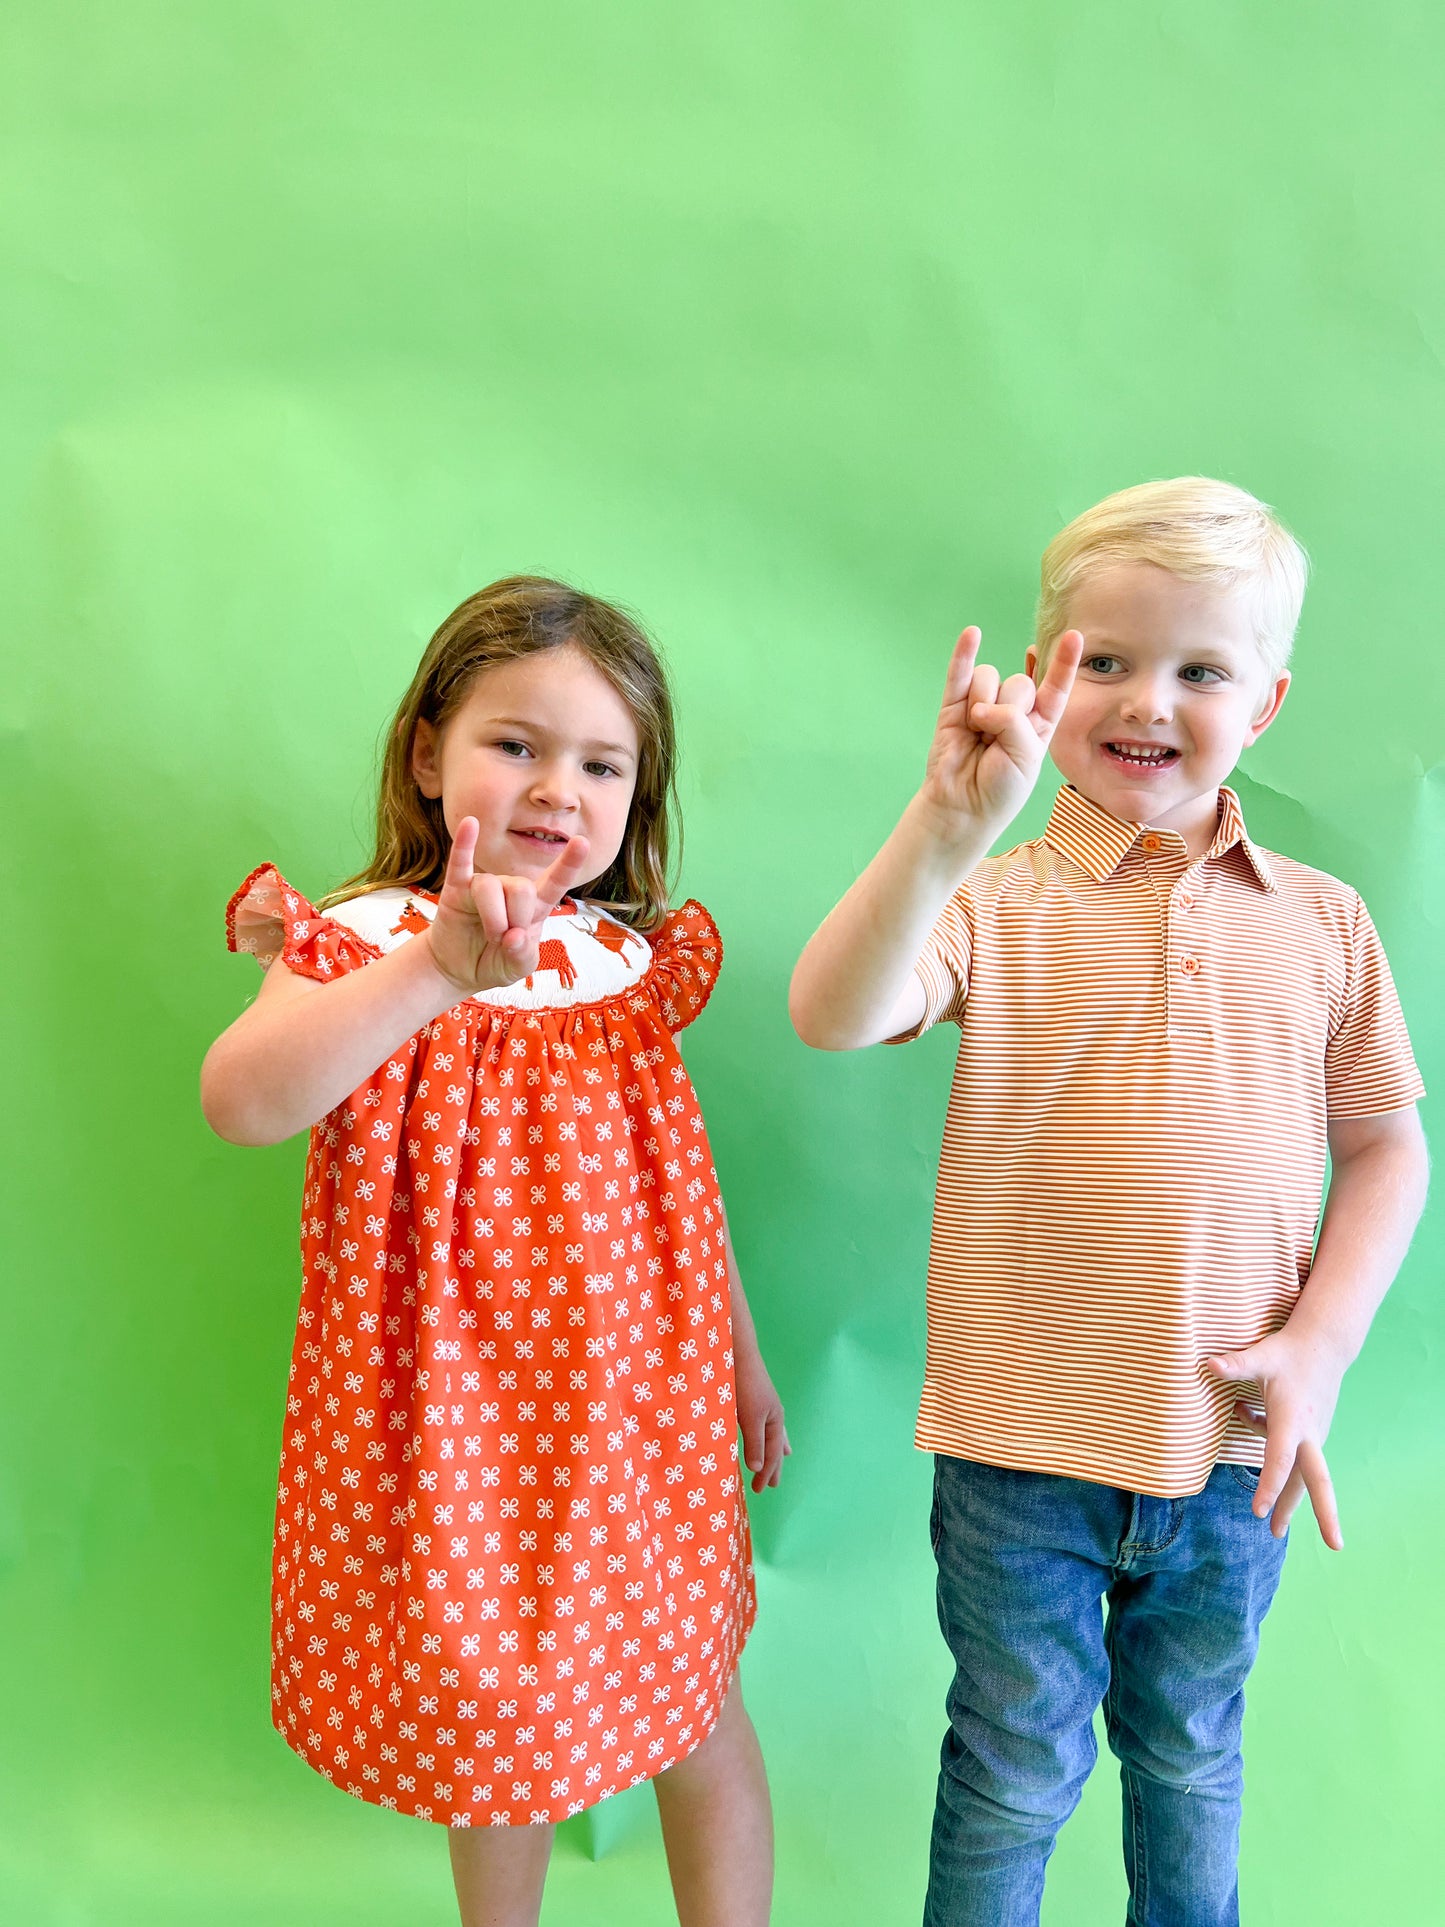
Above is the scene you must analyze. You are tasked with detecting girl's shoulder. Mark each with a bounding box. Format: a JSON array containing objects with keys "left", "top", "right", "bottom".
[
  {"left": 229, "top": 869, "right": 721, "bottom": 1028},
  {"left": 348, "top": 890, "right": 723, "bottom": 1028}
]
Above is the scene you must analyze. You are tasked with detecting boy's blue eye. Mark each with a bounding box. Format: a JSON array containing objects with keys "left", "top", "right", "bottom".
[
  {"left": 1084, "top": 655, "right": 1121, "bottom": 675},
  {"left": 1179, "top": 665, "right": 1225, "bottom": 685}
]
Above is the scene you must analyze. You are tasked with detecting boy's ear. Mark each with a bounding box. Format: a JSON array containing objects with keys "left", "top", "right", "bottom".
[
  {"left": 411, "top": 717, "right": 443, "bottom": 798},
  {"left": 1025, "top": 644, "right": 1040, "bottom": 680},
  {"left": 1245, "top": 672, "right": 1292, "bottom": 746}
]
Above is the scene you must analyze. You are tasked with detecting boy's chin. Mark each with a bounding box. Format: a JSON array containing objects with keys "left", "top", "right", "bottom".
[{"left": 1070, "top": 770, "right": 1220, "bottom": 827}]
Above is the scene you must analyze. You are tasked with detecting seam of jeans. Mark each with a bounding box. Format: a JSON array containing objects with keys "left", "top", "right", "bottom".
[{"left": 1125, "top": 1763, "right": 1148, "bottom": 1924}]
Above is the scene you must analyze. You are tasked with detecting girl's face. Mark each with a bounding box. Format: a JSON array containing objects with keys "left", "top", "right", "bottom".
[{"left": 412, "top": 646, "right": 640, "bottom": 890}]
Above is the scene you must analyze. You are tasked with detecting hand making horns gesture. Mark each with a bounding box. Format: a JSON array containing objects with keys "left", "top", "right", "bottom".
[
  {"left": 921, "top": 626, "right": 1084, "bottom": 830},
  {"left": 427, "top": 815, "right": 595, "bottom": 997}
]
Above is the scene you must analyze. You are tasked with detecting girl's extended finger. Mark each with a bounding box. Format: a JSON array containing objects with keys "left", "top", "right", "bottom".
[
  {"left": 1033, "top": 630, "right": 1084, "bottom": 728},
  {"left": 442, "top": 817, "right": 479, "bottom": 894},
  {"left": 537, "top": 834, "right": 593, "bottom": 911}
]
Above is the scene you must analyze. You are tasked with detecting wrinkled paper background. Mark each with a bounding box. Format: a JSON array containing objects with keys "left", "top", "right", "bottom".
[{"left": 3, "top": 4, "right": 1441, "bottom": 1921}]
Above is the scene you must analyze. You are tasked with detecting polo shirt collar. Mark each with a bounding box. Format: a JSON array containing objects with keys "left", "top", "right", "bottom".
[{"left": 1044, "top": 784, "right": 1277, "bottom": 892}]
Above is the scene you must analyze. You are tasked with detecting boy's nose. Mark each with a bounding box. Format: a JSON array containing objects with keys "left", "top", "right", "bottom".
[{"left": 1118, "top": 677, "right": 1172, "bottom": 725}]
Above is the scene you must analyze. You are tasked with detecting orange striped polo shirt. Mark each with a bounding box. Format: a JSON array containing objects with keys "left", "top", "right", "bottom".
[{"left": 897, "top": 783, "right": 1423, "bottom": 1498}]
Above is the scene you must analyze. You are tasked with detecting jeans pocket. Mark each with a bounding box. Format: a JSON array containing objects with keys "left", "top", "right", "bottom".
[
  {"left": 1225, "top": 1461, "right": 1263, "bottom": 1494},
  {"left": 929, "top": 1461, "right": 944, "bottom": 1555}
]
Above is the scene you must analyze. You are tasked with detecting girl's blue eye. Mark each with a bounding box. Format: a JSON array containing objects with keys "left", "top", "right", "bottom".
[
  {"left": 584, "top": 761, "right": 621, "bottom": 779},
  {"left": 497, "top": 739, "right": 530, "bottom": 757}
]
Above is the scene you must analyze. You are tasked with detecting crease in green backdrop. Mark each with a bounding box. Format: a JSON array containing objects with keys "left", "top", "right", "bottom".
[{"left": 3, "top": 3, "right": 1442, "bottom": 1922}]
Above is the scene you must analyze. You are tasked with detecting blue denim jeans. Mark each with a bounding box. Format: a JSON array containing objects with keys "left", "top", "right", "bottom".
[{"left": 924, "top": 1455, "right": 1288, "bottom": 1927}]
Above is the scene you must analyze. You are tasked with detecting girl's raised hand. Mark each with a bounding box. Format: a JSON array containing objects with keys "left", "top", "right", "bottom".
[
  {"left": 920, "top": 626, "right": 1083, "bottom": 837},
  {"left": 426, "top": 816, "right": 594, "bottom": 997}
]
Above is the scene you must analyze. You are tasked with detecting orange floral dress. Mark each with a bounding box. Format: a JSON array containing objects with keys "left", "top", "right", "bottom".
[{"left": 226, "top": 869, "right": 756, "bottom": 1827}]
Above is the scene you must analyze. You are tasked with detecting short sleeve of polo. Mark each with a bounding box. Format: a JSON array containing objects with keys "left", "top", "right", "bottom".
[
  {"left": 887, "top": 888, "right": 974, "bottom": 1042},
  {"left": 1324, "top": 896, "right": 1425, "bottom": 1116}
]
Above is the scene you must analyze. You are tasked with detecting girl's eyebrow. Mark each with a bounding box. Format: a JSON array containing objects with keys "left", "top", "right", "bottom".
[{"left": 486, "top": 715, "right": 636, "bottom": 758}]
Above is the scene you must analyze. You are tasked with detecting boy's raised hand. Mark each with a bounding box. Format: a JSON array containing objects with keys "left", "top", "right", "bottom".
[
  {"left": 920, "top": 626, "right": 1083, "bottom": 837},
  {"left": 427, "top": 815, "right": 594, "bottom": 997}
]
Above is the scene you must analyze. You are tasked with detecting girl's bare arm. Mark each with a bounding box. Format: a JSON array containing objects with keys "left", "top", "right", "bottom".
[
  {"left": 203, "top": 817, "right": 596, "bottom": 1146},
  {"left": 201, "top": 939, "right": 462, "bottom": 1146}
]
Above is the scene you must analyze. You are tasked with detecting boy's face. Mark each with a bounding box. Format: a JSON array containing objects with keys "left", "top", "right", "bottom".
[{"left": 1027, "top": 562, "right": 1290, "bottom": 855}]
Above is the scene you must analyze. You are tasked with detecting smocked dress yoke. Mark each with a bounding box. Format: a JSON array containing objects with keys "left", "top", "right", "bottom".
[{"left": 226, "top": 870, "right": 755, "bottom": 1827}]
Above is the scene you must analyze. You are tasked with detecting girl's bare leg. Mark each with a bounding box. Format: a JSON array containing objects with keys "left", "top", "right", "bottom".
[
  {"left": 653, "top": 1676, "right": 773, "bottom": 1927},
  {"left": 448, "top": 1822, "right": 554, "bottom": 1927}
]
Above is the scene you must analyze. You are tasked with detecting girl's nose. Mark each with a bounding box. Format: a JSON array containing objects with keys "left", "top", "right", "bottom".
[{"left": 528, "top": 762, "right": 580, "bottom": 810}]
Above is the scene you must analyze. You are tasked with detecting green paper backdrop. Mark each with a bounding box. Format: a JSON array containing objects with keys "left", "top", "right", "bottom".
[{"left": 4, "top": 4, "right": 1442, "bottom": 1922}]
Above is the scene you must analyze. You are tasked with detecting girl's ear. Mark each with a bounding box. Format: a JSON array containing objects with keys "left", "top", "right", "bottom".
[{"left": 411, "top": 718, "right": 443, "bottom": 799}]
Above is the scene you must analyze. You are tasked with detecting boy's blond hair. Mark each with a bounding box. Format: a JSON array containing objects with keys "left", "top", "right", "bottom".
[{"left": 1035, "top": 477, "right": 1308, "bottom": 678}]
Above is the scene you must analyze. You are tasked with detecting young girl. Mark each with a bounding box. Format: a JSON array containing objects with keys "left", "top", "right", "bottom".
[{"left": 202, "top": 577, "right": 788, "bottom": 1927}]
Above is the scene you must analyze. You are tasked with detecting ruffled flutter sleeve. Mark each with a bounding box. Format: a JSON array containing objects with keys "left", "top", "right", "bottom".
[
  {"left": 226, "top": 865, "right": 382, "bottom": 982},
  {"left": 646, "top": 899, "right": 723, "bottom": 1032}
]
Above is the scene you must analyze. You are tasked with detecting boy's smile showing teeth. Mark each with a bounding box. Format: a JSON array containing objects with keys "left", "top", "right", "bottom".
[{"left": 1102, "top": 741, "right": 1179, "bottom": 769}]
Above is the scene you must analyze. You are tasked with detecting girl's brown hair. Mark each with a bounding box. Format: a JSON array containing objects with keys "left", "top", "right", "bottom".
[{"left": 327, "top": 576, "right": 679, "bottom": 930}]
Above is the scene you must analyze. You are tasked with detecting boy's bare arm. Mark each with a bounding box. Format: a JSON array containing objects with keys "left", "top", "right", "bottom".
[
  {"left": 1208, "top": 1105, "right": 1429, "bottom": 1548},
  {"left": 789, "top": 628, "right": 1082, "bottom": 1050}
]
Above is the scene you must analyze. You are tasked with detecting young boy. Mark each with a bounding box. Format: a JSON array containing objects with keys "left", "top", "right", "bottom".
[{"left": 790, "top": 478, "right": 1428, "bottom": 1926}]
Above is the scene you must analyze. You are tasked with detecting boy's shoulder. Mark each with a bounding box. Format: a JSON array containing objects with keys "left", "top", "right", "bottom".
[
  {"left": 1247, "top": 842, "right": 1363, "bottom": 903},
  {"left": 952, "top": 829, "right": 1369, "bottom": 940},
  {"left": 1236, "top": 843, "right": 1374, "bottom": 949}
]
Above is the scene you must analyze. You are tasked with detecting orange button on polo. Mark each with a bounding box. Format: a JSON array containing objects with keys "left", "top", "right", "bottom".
[
  {"left": 1141, "top": 834, "right": 1162, "bottom": 853},
  {"left": 1180, "top": 955, "right": 1200, "bottom": 976},
  {"left": 1178, "top": 892, "right": 1195, "bottom": 910}
]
